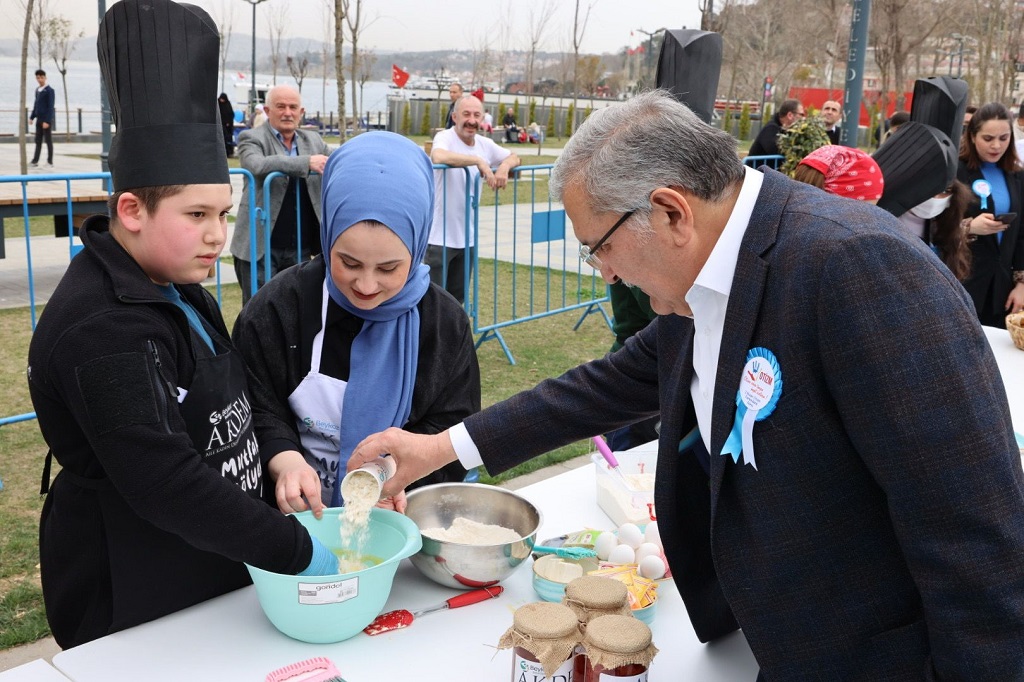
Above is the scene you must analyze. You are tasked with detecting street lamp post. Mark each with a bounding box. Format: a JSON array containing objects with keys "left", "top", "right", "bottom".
[
  {"left": 949, "top": 33, "right": 975, "bottom": 79},
  {"left": 635, "top": 27, "right": 667, "bottom": 88},
  {"left": 242, "top": 0, "right": 268, "bottom": 115}
]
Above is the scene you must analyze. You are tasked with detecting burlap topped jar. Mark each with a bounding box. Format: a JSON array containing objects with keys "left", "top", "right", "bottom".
[
  {"left": 581, "top": 614, "right": 658, "bottom": 672},
  {"left": 563, "top": 575, "right": 632, "bottom": 626},
  {"left": 497, "top": 602, "right": 581, "bottom": 678}
]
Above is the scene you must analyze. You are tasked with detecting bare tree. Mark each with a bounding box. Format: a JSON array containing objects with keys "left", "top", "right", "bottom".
[
  {"left": 334, "top": 0, "right": 346, "bottom": 138},
  {"left": 45, "top": 15, "right": 82, "bottom": 142},
  {"left": 29, "top": 0, "right": 47, "bottom": 69},
  {"left": 468, "top": 26, "right": 493, "bottom": 91},
  {"left": 216, "top": 0, "right": 235, "bottom": 94},
  {"left": 357, "top": 48, "right": 377, "bottom": 127},
  {"left": 524, "top": 0, "right": 557, "bottom": 95},
  {"left": 494, "top": 0, "right": 516, "bottom": 93},
  {"left": 570, "top": 0, "right": 595, "bottom": 132},
  {"left": 577, "top": 55, "right": 602, "bottom": 96},
  {"left": 321, "top": 0, "right": 334, "bottom": 123},
  {"left": 19, "top": 0, "right": 36, "bottom": 174},
  {"left": 287, "top": 53, "right": 310, "bottom": 93},
  {"left": 266, "top": 1, "right": 289, "bottom": 85},
  {"left": 871, "top": 0, "right": 947, "bottom": 110},
  {"left": 343, "top": 0, "right": 362, "bottom": 129}
]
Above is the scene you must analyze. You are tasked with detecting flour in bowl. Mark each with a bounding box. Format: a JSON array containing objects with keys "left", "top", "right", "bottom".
[{"left": 420, "top": 517, "right": 521, "bottom": 544}]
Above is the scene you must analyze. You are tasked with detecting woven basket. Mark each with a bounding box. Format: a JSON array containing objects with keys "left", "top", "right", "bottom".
[{"left": 1007, "top": 312, "right": 1024, "bottom": 351}]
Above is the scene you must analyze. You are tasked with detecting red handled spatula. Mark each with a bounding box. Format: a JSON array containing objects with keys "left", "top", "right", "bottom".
[{"left": 363, "top": 585, "right": 504, "bottom": 636}]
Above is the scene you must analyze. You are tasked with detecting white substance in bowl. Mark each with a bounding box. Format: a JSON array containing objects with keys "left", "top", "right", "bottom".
[{"left": 420, "top": 516, "right": 521, "bottom": 544}]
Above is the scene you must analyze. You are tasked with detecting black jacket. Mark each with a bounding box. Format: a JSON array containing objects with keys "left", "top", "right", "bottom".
[
  {"left": 232, "top": 257, "right": 477, "bottom": 492},
  {"left": 957, "top": 162, "right": 1024, "bottom": 323},
  {"left": 748, "top": 115, "right": 783, "bottom": 157},
  {"left": 30, "top": 84, "right": 55, "bottom": 124},
  {"left": 29, "top": 216, "right": 312, "bottom": 648}
]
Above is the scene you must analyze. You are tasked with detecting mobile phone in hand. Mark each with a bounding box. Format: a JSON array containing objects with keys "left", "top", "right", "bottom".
[{"left": 996, "top": 212, "right": 1017, "bottom": 224}]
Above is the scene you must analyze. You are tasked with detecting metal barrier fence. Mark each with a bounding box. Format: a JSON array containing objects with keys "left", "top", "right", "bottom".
[
  {"left": 0, "top": 168, "right": 257, "bottom": 426},
  {"left": 743, "top": 154, "right": 785, "bottom": 170},
  {"left": 0, "top": 162, "right": 612, "bottom": 426},
  {"left": 430, "top": 162, "right": 612, "bottom": 365}
]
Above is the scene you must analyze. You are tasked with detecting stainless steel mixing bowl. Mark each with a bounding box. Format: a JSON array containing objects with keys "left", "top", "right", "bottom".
[{"left": 404, "top": 483, "right": 543, "bottom": 589}]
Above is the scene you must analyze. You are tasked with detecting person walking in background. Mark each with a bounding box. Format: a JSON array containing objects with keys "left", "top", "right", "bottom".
[
  {"left": 958, "top": 102, "right": 1024, "bottom": 327},
  {"left": 427, "top": 95, "right": 520, "bottom": 304},
  {"left": 445, "top": 82, "right": 463, "bottom": 129},
  {"left": 218, "top": 93, "right": 236, "bottom": 157},
  {"left": 230, "top": 85, "right": 332, "bottom": 304},
  {"left": 29, "top": 69, "right": 55, "bottom": 168},
  {"left": 251, "top": 103, "right": 267, "bottom": 128}
]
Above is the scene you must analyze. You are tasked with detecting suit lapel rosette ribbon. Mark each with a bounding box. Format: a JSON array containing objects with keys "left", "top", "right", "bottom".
[{"left": 720, "top": 347, "right": 782, "bottom": 471}]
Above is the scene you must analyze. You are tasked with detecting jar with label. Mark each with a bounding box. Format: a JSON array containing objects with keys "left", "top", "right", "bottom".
[
  {"left": 563, "top": 575, "right": 632, "bottom": 627},
  {"left": 581, "top": 614, "right": 658, "bottom": 681},
  {"left": 497, "top": 602, "right": 580, "bottom": 682}
]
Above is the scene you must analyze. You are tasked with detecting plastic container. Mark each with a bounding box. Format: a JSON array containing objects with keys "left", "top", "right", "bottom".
[
  {"left": 532, "top": 554, "right": 600, "bottom": 602},
  {"left": 245, "top": 507, "right": 421, "bottom": 644},
  {"left": 340, "top": 456, "right": 396, "bottom": 504},
  {"left": 592, "top": 447, "right": 658, "bottom": 527}
]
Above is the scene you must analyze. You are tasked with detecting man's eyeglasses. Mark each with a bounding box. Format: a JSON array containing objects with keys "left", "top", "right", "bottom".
[{"left": 579, "top": 209, "right": 635, "bottom": 269}]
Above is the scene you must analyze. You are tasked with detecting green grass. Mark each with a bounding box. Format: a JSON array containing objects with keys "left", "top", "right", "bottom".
[{"left": 0, "top": 256, "right": 611, "bottom": 649}]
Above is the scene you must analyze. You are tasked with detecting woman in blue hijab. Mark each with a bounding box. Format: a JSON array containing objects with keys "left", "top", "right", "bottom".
[{"left": 234, "top": 132, "right": 479, "bottom": 513}]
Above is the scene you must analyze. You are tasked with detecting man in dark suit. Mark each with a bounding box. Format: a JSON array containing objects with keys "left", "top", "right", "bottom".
[
  {"left": 748, "top": 98, "right": 803, "bottom": 157},
  {"left": 350, "top": 90, "right": 1024, "bottom": 679},
  {"left": 229, "top": 84, "right": 332, "bottom": 303},
  {"left": 821, "top": 99, "right": 841, "bottom": 144},
  {"left": 29, "top": 69, "right": 55, "bottom": 168}
]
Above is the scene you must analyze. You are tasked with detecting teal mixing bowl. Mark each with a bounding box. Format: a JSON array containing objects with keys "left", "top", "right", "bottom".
[{"left": 246, "top": 507, "right": 422, "bottom": 644}]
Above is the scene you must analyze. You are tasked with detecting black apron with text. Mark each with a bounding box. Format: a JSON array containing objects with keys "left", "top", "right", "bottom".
[{"left": 40, "top": 331, "right": 264, "bottom": 648}]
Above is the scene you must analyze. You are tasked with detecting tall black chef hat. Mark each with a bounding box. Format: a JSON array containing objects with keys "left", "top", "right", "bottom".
[
  {"left": 656, "top": 29, "right": 723, "bottom": 125},
  {"left": 909, "top": 76, "right": 969, "bottom": 146},
  {"left": 98, "top": 0, "right": 229, "bottom": 192},
  {"left": 873, "top": 121, "right": 958, "bottom": 217}
]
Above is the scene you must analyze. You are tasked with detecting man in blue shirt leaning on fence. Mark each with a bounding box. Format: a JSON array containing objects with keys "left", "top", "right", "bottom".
[
  {"left": 230, "top": 84, "right": 332, "bottom": 304},
  {"left": 426, "top": 94, "right": 520, "bottom": 304}
]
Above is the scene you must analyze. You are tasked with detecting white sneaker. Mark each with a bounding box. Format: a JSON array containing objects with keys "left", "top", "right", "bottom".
[
  {"left": 29, "top": 161, "right": 38, "bottom": 167},
  {"left": 45, "top": 163, "right": 53, "bottom": 169}
]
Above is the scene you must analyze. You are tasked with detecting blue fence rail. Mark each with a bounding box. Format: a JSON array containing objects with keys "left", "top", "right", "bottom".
[{"left": 0, "top": 161, "right": 613, "bottom": 425}]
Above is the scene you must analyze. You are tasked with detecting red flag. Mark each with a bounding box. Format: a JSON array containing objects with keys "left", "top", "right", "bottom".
[
  {"left": 392, "top": 64, "right": 410, "bottom": 88},
  {"left": 471, "top": 88, "right": 485, "bottom": 102}
]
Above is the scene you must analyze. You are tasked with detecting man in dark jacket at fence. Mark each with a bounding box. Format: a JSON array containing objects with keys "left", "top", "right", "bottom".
[
  {"left": 29, "top": 69, "right": 56, "bottom": 168},
  {"left": 748, "top": 98, "right": 804, "bottom": 158}
]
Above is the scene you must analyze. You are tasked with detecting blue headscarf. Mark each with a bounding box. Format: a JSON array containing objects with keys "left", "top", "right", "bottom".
[{"left": 320, "top": 132, "right": 433, "bottom": 503}]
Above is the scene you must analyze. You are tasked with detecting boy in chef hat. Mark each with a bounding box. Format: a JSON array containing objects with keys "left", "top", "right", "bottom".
[{"left": 28, "top": 0, "right": 335, "bottom": 650}]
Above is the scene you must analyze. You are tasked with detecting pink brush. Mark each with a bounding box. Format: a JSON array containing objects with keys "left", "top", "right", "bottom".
[
  {"left": 592, "top": 435, "right": 632, "bottom": 488},
  {"left": 265, "top": 657, "right": 345, "bottom": 682}
]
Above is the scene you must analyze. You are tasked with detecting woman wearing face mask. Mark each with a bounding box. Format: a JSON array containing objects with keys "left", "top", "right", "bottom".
[
  {"left": 897, "top": 181, "right": 973, "bottom": 282},
  {"left": 958, "top": 102, "right": 1024, "bottom": 327},
  {"left": 233, "top": 132, "right": 479, "bottom": 516}
]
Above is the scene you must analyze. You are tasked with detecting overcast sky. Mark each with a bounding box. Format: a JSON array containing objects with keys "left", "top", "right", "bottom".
[{"left": 1, "top": 0, "right": 703, "bottom": 55}]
